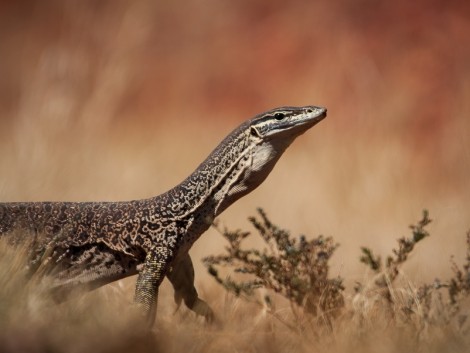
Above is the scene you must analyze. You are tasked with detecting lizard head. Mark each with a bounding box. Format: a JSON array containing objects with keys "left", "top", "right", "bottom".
[
  {"left": 245, "top": 105, "right": 327, "bottom": 175},
  {"left": 213, "top": 105, "right": 327, "bottom": 213},
  {"left": 248, "top": 105, "right": 327, "bottom": 143}
]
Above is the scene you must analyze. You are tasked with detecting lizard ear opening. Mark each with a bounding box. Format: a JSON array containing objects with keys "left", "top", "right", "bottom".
[{"left": 250, "top": 126, "right": 261, "bottom": 138}]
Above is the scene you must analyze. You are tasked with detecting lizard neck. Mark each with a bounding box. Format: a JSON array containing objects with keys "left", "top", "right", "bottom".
[
  {"left": 154, "top": 121, "right": 253, "bottom": 224},
  {"left": 153, "top": 120, "right": 289, "bottom": 226},
  {"left": 148, "top": 105, "right": 326, "bottom": 232}
]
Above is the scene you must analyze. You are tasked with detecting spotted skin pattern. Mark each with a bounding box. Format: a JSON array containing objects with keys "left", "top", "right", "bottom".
[{"left": 0, "top": 106, "right": 327, "bottom": 326}]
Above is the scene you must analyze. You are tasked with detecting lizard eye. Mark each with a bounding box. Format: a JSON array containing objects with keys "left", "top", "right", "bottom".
[{"left": 274, "top": 113, "right": 285, "bottom": 120}]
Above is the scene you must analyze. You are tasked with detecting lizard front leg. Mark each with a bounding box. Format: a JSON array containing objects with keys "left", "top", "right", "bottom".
[
  {"left": 134, "top": 246, "right": 173, "bottom": 327},
  {"left": 167, "top": 252, "right": 214, "bottom": 322}
]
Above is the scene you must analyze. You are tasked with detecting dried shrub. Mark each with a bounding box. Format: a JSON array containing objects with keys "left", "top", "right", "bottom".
[
  {"left": 358, "top": 210, "right": 431, "bottom": 301},
  {"left": 203, "top": 208, "right": 344, "bottom": 329},
  {"left": 355, "top": 210, "right": 470, "bottom": 336}
]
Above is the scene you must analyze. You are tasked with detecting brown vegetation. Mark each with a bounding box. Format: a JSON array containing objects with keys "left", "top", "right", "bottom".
[{"left": 0, "top": 210, "right": 469, "bottom": 353}]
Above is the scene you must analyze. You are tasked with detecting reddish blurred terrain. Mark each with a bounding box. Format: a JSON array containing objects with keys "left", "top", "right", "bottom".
[{"left": 0, "top": 0, "right": 469, "bottom": 304}]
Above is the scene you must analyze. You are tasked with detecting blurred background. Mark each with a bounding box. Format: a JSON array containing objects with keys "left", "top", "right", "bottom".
[{"left": 0, "top": 0, "right": 469, "bottom": 294}]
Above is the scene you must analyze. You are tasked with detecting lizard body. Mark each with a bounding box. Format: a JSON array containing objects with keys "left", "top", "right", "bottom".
[{"left": 0, "top": 105, "right": 327, "bottom": 326}]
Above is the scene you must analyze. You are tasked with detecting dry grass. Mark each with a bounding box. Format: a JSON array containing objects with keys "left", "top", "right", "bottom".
[
  {"left": 0, "top": 212, "right": 469, "bottom": 353},
  {"left": 1, "top": 0, "right": 470, "bottom": 352}
]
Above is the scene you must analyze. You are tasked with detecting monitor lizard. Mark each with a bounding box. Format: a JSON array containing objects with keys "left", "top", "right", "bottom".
[{"left": 0, "top": 105, "right": 327, "bottom": 326}]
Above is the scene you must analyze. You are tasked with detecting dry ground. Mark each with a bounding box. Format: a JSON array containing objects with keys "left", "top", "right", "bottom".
[{"left": 0, "top": 1, "right": 469, "bottom": 352}]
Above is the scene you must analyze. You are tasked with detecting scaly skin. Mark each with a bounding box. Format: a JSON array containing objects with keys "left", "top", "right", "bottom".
[{"left": 0, "top": 105, "right": 327, "bottom": 326}]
